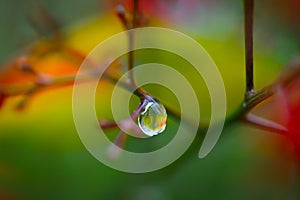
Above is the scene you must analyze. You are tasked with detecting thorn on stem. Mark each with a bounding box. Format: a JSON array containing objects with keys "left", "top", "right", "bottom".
[
  {"left": 244, "top": 113, "right": 288, "bottom": 135},
  {"left": 245, "top": 89, "right": 256, "bottom": 100},
  {"left": 16, "top": 97, "right": 30, "bottom": 111},
  {"left": 107, "top": 131, "right": 128, "bottom": 159},
  {"left": 116, "top": 4, "right": 129, "bottom": 29},
  {"left": 17, "top": 57, "right": 38, "bottom": 76},
  {"left": 35, "top": 74, "right": 53, "bottom": 86},
  {"left": 99, "top": 120, "right": 118, "bottom": 129}
]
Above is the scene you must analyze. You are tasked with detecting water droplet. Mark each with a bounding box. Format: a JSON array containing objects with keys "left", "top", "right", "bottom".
[{"left": 138, "top": 98, "right": 167, "bottom": 137}]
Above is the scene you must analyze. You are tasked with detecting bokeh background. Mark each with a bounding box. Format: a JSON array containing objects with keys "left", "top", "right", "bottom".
[{"left": 0, "top": 0, "right": 300, "bottom": 199}]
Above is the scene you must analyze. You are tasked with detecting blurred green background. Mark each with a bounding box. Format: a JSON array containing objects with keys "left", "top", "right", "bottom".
[{"left": 0, "top": 0, "right": 300, "bottom": 199}]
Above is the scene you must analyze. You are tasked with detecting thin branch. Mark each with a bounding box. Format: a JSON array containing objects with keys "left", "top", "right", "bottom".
[
  {"left": 26, "top": 3, "right": 62, "bottom": 41},
  {"left": 244, "top": 0, "right": 255, "bottom": 98},
  {"left": 132, "top": 0, "right": 139, "bottom": 27},
  {"left": 2, "top": 52, "right": 288, "bottom": 136},
  {"left": 127, "top": 0, "right": 139, "bottom": 86},
  {"left": 242, "top": 113, "right": 288, "bottom": 135}
]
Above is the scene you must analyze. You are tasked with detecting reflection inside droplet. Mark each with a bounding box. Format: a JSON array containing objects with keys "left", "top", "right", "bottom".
[{"left": 138, "top": 98, "right": 167, "bottom": 137}]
